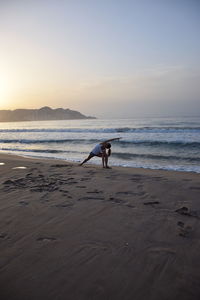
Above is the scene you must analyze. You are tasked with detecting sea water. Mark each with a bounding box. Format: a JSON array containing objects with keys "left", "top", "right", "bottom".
[{"left": 0, "top": 117, "right": 200, "bottom": 173}]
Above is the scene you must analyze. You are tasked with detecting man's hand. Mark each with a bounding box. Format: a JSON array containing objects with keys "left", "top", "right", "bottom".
[{"left": 101, "top": 137, "right": 122, "bottom": 144}]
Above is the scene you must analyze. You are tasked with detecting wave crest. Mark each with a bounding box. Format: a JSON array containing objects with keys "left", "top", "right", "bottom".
[
  {"left": 0, "top": 138, "right": 200, "bottom": 148},
  {"left": 0, "top": 126, "right": 200, "bottom": 134}
]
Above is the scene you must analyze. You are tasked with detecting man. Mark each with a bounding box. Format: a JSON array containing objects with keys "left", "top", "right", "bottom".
[{"left": 80, "top": 137, "right": 121, "bottom": 168}]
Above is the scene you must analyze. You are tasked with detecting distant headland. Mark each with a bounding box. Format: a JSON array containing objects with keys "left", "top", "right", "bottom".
[{"left": 0, "top": 107, "right": 96, "bottom": 122}]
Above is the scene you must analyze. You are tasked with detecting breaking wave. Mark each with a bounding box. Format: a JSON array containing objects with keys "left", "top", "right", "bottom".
[
  {"left": 0, "top": 138, "right": 200, "bottom": 149},
  {"left": 0, "top": 126, "right": 199, "bottom": 133}
]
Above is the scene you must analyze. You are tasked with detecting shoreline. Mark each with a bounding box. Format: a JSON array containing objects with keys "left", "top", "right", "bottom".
[
  {"left": 0, "top": 152, "right": 200, "bottom": 300},
  {"left": 0, "top": 116, "right": 199, "bottom": 175},
  {"left": 1, "top": 151, "right": 200, "bottom": 176}
]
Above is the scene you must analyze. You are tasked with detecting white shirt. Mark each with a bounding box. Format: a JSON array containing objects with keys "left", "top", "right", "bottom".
[{"left": 91, "top": 143, "right": 103, "bottom": 155}]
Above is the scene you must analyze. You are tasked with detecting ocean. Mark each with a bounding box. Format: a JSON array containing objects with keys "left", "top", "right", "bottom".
[{"left": 0, "top": 117, "right": 200, "bottom": 173}]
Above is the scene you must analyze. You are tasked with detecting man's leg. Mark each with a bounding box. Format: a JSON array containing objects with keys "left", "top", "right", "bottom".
[
  {"left": 105, "top": 152, "right": 108, "bottom": 167},
  {"left": 80, "top": 153, "right": 94, "bottom": 166},
  {"left": 102, "top": 154, "right": 105, "bottom": 168},
  {"left": 101, "top": 152, "right": 109, "bottom": 168}
]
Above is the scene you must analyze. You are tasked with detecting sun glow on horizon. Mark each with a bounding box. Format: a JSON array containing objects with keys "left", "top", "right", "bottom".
[{"left": 0, "top": 1, "right": 199, "bottom": 117}]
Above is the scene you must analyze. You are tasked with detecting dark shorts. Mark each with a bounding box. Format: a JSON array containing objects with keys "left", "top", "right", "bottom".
[{"left": 90, "top": 152, "right": 102, "bottom": 157}]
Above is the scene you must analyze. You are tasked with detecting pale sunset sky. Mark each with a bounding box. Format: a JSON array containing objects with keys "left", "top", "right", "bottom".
[{"left": 0, "top": 0, "right": 200, "bottom": 118}]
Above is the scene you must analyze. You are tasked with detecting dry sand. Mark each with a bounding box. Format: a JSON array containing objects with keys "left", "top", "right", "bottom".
[{"left": 0, "top": 153, "right": 200, "bottom": 300}]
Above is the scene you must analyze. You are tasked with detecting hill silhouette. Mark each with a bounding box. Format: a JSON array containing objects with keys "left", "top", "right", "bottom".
[{"left": 0, "top": 107, "right": 96, "bottom": 122}]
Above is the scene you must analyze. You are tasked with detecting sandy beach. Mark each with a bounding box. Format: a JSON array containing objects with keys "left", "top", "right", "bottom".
[{"left": 0, "top": 153, "right": 200, "bottom": 300}]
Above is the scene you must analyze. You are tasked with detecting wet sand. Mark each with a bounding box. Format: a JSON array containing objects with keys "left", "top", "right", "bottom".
[{"left": 0, "top": 153, "right": 200, "bottom": 300}]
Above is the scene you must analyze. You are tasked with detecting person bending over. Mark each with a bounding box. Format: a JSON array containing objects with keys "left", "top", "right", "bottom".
[{"left": 80, "top": 138, "right": 121, "bottom": 168}]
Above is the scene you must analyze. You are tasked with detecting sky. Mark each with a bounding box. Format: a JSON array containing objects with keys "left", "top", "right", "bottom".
[{"left": 0, "top": 0, "right": 200, "bottom": 118}]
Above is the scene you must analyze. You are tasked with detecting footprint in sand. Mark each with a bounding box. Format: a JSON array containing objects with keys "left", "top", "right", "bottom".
[
  {"left": 78, "top": 196, "right": 104, "bottom": 201},
  {"left": 115, "top": 243, "right": 135, "bottom": 256},
  {"left": 116, "top": 191, "right": 134, "bottom": 195},
  {"left": 3, "top": 179, "right": 14, "bottom": 185},
  {"left": 151, "top": 176, "right": 166, "bottom": 181},
  {"left": 26, "top": 173, "right": 33, "bottom": 177},
  {"left": 31, "top": 185, "right": 59, "bottom": 192},
  {"left": 19, "top": 201, "right": 29, "bottom": 206},
  {"left": 54, "top": 202, "right": 73, "bottom": 208},
  {"left": 59, "top": 189, "right": 69, "bottom": 193},
  {"left": 87, "top": 170, "right": 97, "bottom": 175},
  {"left": 117, "top": 191, "right": 147, "bottom": 197},
  {"left": 0, "top": 233, "right": 8, "bottom": 239},
  {"left": 30, "top": 168, "right": 38, "bottom": 171},
  {"left": 177, "top": 221, "right": 193, "bottom": 238},
  {"left": 50, "top": 164, "right": 68, "bottom": 168},
  {"left": 175, "top": 207, "right": 200, "bottom": 219},
  {"left": 76, "top": 186, "right": 86, "bottom": 188},
  {"left": 129, "top": 175, "right": 143, "bottom": 182},
  {"left": 40, "top": 192, "right": 49, "bottom": 202},
  {"left": 74, "top": 241, "right": 113, "bottom": 258},
  {"left": 87, "top": 190, "right": 103, "bottom": 194},
  {"left": 143, "top": 201, "right": 160, "bottom": 205},
  {"left": 109, "top": 197, "right": 125, "bottom": 204},
  {"left": 137, "top": 184, "right": 144, "bottom": 188},
  {"left": 37, "top": 237, "right": 57, "bottom": 242},
  {"left": 177, "top": 221, "right": 184, "bottom": 227},
  {"left": 125, "top": 204, "right": 135, "bottom": 208},
  {"left": 3, "top": 178, "right": 25, "bottom": 189},
  {"left": 189, "top": 186, "right": 200, "bottom": 190},
  {"left": 175, "top": 207, "right": 189, "bottom": 215},
  {"left": 80, "top": 177, "right": 90, "bottom": 181}
]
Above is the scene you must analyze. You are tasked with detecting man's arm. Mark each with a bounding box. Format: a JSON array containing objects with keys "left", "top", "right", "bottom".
[{"left": 100, "top": 137, "right": 121, "bottom": 144}]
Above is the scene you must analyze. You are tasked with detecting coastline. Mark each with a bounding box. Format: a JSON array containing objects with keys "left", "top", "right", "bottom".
[
  {"left": 0, "top": 116, "right": 199, "bottom": 173},
  {"left": 0, "top": 153, "right": 200, "bottom": 300},
  {"left": 1, "top": 151, "right": 200, "bottom": 175}
]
